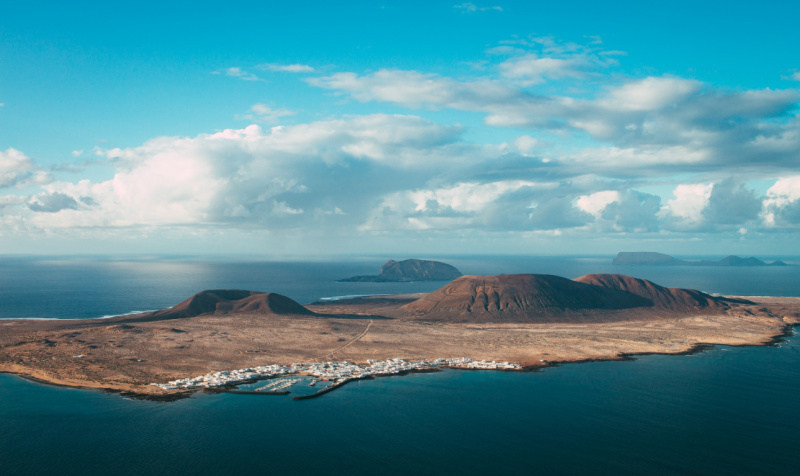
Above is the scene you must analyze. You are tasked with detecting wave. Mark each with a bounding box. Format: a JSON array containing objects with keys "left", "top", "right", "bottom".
[
  {"left": 317, "top": 294, "right": 390, "bottom": 302},
  {"left": 0, "top": 309, "right": 158, "bottom": 321}
]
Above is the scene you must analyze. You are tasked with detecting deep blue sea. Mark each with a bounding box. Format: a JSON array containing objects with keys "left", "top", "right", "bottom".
[{"left": 1, "top": 255, "right": 799, "bottom": 475}]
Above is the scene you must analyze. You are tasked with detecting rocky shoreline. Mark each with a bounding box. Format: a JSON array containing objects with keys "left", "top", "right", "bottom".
[{"left": 1, "top": 280, "right": 798, "bottom": 400}]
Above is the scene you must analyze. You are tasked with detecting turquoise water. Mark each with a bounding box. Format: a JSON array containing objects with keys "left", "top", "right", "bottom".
[{"left": 1, "top": 256, "right": 799, "bottom": 474}]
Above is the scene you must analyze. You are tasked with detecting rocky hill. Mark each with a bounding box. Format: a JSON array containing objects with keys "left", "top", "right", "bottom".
[
  {"left": 340, "top": 259, "right": 462, "bottom": 282},
  {"left": 400, "top": 274, "right": 651, "bottom": 322},
  {"left": 398, "top": 273, "right": 742, "bottom": 323},
  {"left": 574, "top": 274, "right": 733, "bottom": 311},
  {"left": 140, "top": 290, "right": 314, "bottom": 320},
  {"left": 613, "top": 252, "right": 787, "bottom": 267}
]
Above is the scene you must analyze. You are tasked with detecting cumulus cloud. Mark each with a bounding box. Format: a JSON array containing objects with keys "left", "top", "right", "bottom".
[
  {"left": 308, "top": 60, "right": 799, "bottom": 175},
  {"left": 577, "top": 189, "right": 661, "bottom": 232},
  {"left": 702, "top": 179, "right": 762, "bottom": 226},
  {"left": 600, "top": 77, "right": 701, "bottom": 111},
  {"left": 763, "top": 175, "right": 800, "bottom": 226},
  {"left": 577, "top": 190, "right": 620, "bottom": 217},
  {"left": 19, "top": 115, "right": 477, "bottom": 231},
  {"left": 357, "top": 180, "right": 599, "bottom": 232},
  {"left": 528, "top": 196, "right": 593, "bottom": 230},
  {"left": 1, "top": 148, "right": 35, "bottom": 188},
  {"left": 27, "top": 192, "right": 80, "bottom": 213},
  {"left": 600, "top": 190, "right": 662, "bottom": 232},
  {"left": 0, "top": 148, "right": 50, "bottom": 188},
  {"left": 659, "top": 183, "right": 713, "bottom": 230}
]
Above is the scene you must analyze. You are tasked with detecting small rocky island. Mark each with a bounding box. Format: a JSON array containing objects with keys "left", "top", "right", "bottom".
[
  {"left": 339, "top": 259, "right": 462, "bottom": 282},
  {"left": 613, "top": 252, "right": 788, "bottom": 267}
]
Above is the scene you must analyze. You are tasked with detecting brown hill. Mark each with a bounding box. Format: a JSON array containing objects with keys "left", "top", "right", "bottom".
[
  {"left": 400, "top": 274, "right": 651, "bottom": 322},
  {"left": 143, "top": 290, "right": 314, "bottom": 320},
  {"left": 574, "top": 274, "right": 731, "bottom": 311}
]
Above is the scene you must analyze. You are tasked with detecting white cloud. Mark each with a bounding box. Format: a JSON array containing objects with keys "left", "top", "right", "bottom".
[
  {"left": 514, "top": 135, "right": 538, "bottom": 154},
  {"left": 568, "top": 146, "right": 709, "bottom": 170},
  {"left": 454, "top": 3, "right": 503, "bottom": 13},
  {"left": 499, "top": 54, "right": 584, "bottom": 85},
  {"left": 600, "top": 77, "right": 701, "bottom": 111},
  {"left": 360, "top": 180, "right": 569, "bottom": 232},
  {"left": 702, "top": 179, "right": 762, "bottom": 226},
  {"left": 308, "top": 59, "right": 799, "bottom": 175},
  {"left": 222, "top": 67, "right": 261, "bottom": 81},
  {"left": 765, "top": 175, "right": 800, "bottom": 207},
  {"left": 272, "top": 200, "right": 304, "bottom": 215},
  {"left": 0, "top": 148, "right": 50, "bottom": 188},
  {"left": 20, "top": 115, "right": 473, "bottom": 231},
  {"left": 577, "top": 190, "right": 620, "bottom": 217},
  {"left": 28, "top": 192, "right": 80, "bottom": 213},
  {"left": 762, "top": 176, "right": 800, "bottom": 227},
  {"left": 660, "top": 183, "right": 713, "bottom": 228},
  {"left": 236, "top": 103, "right": 296, "bottom": 124},
  {"left": 258, "top": 63, "right": 315, "bottom": 73},
  {"left": 408, "top": 180, "right": 542, "bottom": 213},
  {"left": 308, "top": 69, "right": 523, "bottom": 111}
]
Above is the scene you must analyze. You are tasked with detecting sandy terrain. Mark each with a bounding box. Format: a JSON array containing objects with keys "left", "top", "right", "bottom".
[{"left": 1, "top": 295, "right": 798, "bottom": 398}]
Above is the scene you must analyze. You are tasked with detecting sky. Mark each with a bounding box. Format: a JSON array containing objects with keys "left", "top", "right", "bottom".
[{"left": 1, "top": 1, "right": 799, "bottom": 257}]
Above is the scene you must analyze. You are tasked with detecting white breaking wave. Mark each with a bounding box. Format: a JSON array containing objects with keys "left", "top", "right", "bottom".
[
  {"left": 0, "top": 309, "right": 159, "bottom": 321},
  {"left": 318, "top": 294, "right": 391, "bottom": 301}
]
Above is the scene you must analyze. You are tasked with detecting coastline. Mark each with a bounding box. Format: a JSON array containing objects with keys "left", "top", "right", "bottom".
[
  {"left": 1, "top": 289, "right": 797, "bottom": 400},
  {"left": 2, "top": 318, "right": 797, "bottom": 401}
]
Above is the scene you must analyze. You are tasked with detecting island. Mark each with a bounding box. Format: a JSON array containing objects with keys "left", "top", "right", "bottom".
[
  {"left": 339, "top": 259, "right": 462, "bottom": 282},
  {"left": 613, "top": 252, "right": 788, "bottom": 267},
  {"left": 1, "top": 272, "right": 798, "bottom": 399}
]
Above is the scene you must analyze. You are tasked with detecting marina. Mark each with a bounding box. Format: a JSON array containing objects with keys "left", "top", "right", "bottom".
[{"left": 150, "top": 357, "right": 522, "bottom": 398}]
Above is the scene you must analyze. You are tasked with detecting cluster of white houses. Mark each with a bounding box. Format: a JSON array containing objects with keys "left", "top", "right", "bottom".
[{"left": 151, "top": 357, "right": 521, "bottom": 391}]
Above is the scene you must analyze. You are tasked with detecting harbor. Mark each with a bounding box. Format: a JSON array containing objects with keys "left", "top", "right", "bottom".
[{"left": 151, "top": 357, "right": 522, "bottom": 398}]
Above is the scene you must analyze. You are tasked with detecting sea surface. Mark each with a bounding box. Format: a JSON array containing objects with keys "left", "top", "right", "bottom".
[{"left": 1, "top": 255, "right": 799, "bottom": 475}]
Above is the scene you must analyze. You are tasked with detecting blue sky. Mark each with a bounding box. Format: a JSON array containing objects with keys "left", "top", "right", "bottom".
[{"left": 1, "top": 1, "right": 798, "bottom": 256}]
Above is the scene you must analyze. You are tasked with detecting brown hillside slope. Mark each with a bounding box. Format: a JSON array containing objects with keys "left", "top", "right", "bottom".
[
  {"left": 141, "top": 290, "right": 314, "bottom": 320},
  {"left": 400, "top": 274, "right": 651, "bottom": 322},
  {"left": 574, "top": 274, "right": 741, "bottom": 311}
]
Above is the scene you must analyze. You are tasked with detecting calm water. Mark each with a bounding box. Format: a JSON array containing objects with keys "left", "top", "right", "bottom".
[
  {"left": 1, "top": 255, "right": 798, "bottom": 319},
  {"left": 1, "top": 255, "right": 799, "bottom": 475}
]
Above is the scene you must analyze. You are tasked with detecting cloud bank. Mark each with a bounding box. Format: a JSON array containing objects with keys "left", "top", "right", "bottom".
[{"left": 2, "top": 36, "right": 799, "bottom": 252}]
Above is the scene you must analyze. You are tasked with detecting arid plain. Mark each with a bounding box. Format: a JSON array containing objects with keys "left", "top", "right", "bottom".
[{"left": 1, "top": 274, "right": 798, "bottom": 398}]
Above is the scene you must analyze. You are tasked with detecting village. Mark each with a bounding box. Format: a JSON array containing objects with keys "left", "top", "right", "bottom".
[{"left": 150, "top": 357, "right": 522, "bottom": 394}]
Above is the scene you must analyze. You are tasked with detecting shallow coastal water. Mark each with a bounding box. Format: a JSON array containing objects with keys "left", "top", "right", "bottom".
[{"left": 1, "top": 255, "right": 799, "bottom": 474}]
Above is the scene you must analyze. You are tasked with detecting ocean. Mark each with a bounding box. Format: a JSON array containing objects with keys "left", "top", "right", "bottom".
[{"left": 1, "top": 255, "right": 799, "bottom": 475}]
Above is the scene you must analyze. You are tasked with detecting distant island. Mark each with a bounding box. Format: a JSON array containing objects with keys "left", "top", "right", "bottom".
[
  {"left": 339, "top": 259, "right": 462, "bottom": 282},
  {"left": 613, "top": 252, "right": 788, "bottom": 267},
  {"left": 2, "top": 271, "right": 798, "bottom": 400}
]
